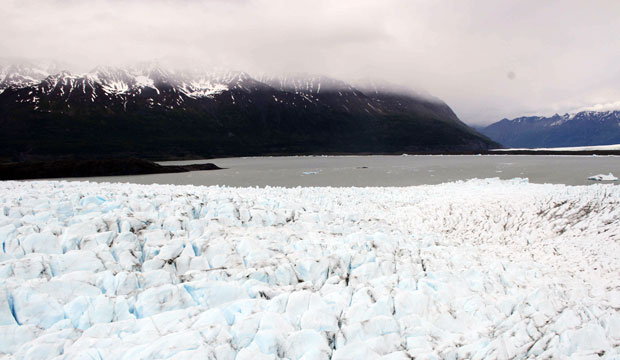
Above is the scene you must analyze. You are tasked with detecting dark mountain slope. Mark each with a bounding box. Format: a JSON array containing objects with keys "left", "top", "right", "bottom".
[{"left": 0, "top": 64, "right": 497, "bottom": 160}]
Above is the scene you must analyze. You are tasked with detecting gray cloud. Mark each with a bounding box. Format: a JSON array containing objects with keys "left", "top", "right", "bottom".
[{"left": 2, "top": 0, "right": 620, "bottom": 125}]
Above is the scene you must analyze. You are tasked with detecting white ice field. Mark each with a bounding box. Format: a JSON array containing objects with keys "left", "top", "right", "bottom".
[{"left": 0, "top": 179, "right": 619, "bottom": 359}]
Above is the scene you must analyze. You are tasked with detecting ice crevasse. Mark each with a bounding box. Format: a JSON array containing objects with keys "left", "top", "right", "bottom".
[{"left": 0, "top": 179, "right": 618, "bottom": 359}]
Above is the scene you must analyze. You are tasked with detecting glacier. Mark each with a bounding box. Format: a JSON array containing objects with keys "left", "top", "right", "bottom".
[{"left": 0, "top": 179, "right": 618, "bottom": 359}]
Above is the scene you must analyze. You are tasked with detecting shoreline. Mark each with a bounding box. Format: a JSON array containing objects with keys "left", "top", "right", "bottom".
[
  {"left": 179, "top": 149, "right": 620, "bottom": 160},
  {"left": 5, "top": 149, "right": 620, "bottom": 165},
  {"left": 0, "top": 158, "right": 222, "bottom": 181}
]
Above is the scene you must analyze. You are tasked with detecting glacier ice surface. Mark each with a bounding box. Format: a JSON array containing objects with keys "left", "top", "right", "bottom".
[{"left": 0, "top": 179, "right": 618, "bottom": 359}]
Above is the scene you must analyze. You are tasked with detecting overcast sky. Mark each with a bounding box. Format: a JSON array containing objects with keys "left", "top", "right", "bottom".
[{"left": 2, "top": 0, "right": 619, "bottom": 125}]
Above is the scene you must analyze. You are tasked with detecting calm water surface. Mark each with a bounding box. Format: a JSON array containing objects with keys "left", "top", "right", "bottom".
[{"left": 70, "top": 155, "right": 620, "bottom": 187}]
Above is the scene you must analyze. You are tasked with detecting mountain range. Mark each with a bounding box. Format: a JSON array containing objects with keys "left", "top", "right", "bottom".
[
  {"left": 0, "top": 60, "right": 497, "bottom": 161},
  {"left": 480, "top": 111, "right": 620, "bottom": 148}
]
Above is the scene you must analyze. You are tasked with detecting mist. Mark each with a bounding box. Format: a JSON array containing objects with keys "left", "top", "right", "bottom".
[{"left": 2, "top": 0, "right": 620, "bottom": 125}]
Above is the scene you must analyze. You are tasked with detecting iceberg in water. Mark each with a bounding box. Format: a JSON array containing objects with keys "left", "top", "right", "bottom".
[{"left": 588, "top": 173, "right": 618, "bottom": 181}]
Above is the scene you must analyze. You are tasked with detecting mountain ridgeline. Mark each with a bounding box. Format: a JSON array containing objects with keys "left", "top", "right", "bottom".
[
  {"left": 0, "top": 61, "right": 497, "bottom": 161},
  {"left": 480, "top": 111, "right": 620, "bottom": 148}
]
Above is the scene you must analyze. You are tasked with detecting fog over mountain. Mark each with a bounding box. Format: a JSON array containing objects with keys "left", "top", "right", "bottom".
[
  {"left": 0, "top": 61, "right": 498, "bottom": 160},
  {"left": 2, "top": 0, "right": 620, "bottom": 125}
]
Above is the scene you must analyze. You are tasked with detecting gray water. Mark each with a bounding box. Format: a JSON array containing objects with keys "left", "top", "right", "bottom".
[{"left": 70, "top": 155, "right": 620, "bottom": 187}]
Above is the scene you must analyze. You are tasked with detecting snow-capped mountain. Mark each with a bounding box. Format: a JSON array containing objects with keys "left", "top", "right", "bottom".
[
  {"left": 0, "top": 61, "right": 496, "bottom": 160},
  {"left": 1, "top": 63, "right": 260, "bottom": 110},
  {"left": 480, "top": 111, "right": 620, "bottom": 148},
  {"left": 0, "top": 60, "right": 66, "bottom": 94},
  {"left": 258, "top": 73, "right": 356, "bottom": 94}
]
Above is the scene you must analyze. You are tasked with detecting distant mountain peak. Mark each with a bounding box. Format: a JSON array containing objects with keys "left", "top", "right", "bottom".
[{"left": 481, "top": 109, "right": 620, "bottom": 148}]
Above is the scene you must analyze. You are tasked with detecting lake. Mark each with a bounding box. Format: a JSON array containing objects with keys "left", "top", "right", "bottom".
[{"left": 67, "top": 155, "right": 620, "bottom": 187}]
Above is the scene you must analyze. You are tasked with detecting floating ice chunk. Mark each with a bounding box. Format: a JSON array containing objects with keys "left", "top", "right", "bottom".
[{"left": 587, "top": 173, "right": 618, "bottom": 181}]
